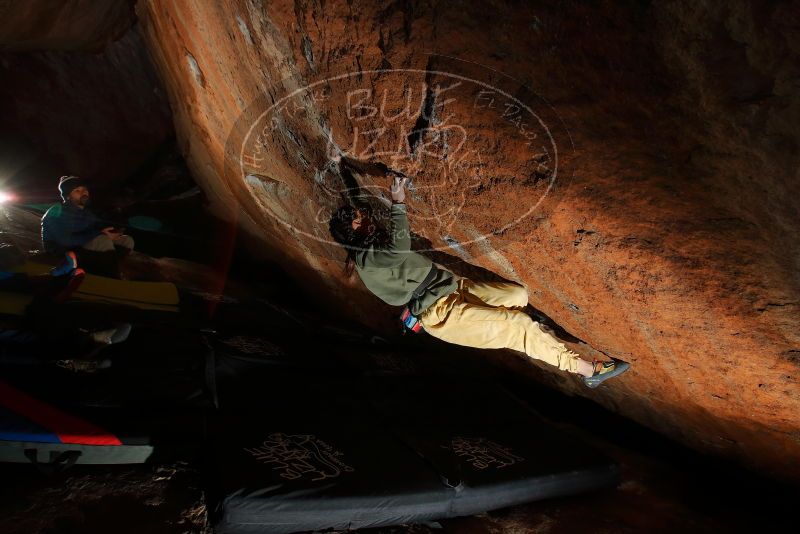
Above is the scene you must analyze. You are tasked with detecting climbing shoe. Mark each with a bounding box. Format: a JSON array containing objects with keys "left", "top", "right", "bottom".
[{"left": 583, "top": 358, "right": 630, "bottom": 389}]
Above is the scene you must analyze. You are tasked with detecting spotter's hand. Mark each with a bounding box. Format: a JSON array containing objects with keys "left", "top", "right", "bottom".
[
  {"left": 390, "top": 175, "right": 409, "bottom": 204},
  {"left": 101, "top": 227, "right": 123, "bottom": 242}
]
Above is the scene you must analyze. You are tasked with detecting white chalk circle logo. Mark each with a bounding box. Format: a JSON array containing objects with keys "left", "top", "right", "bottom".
[{"left": 235, "top": 68, "right": 565, "bottom": 254}]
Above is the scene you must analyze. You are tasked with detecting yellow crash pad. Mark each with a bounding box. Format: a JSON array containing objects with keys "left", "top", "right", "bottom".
[{"left": 0, "top": 262, "right": 180, "bottom": 315}]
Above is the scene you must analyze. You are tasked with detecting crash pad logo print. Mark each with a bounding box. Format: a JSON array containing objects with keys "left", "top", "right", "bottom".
[
  {"left": 244, "top": 433, "right": 354, "bottom": 482},
  {"left": 449, "top": 437, "right": 524, "bottom": 470}
]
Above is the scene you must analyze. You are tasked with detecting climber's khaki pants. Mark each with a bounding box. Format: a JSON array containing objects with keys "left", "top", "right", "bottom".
[{"left": 418, "top": 278, "right": 582, "bottom": 373}]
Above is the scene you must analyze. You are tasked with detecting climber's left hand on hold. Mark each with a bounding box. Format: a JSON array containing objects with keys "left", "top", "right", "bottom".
[{"left": 391, "top": 175, "right": 409, "bottom": 203}]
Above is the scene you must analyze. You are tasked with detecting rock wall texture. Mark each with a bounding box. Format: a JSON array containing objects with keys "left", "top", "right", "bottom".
[
  {"left": 0, "top": 25, "right": 172, "bottom": 202},
  {"left": 135, "top": 0, "right": 800, "bottom": 479},
  {"left": 0, "top": 0, "right": 136, "bottom": 52}
]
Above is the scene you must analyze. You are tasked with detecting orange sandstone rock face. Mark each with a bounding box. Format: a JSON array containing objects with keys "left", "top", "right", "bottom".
[{"left": 136, "top": 0, "right": 800, "bottom": 478}]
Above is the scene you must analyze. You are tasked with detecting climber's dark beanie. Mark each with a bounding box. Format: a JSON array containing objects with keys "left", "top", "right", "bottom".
[{"left": 58, "top": 175, "right": 87, "bottom": 202}]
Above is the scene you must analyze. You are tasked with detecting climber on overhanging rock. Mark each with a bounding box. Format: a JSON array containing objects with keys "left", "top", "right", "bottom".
[{"left": 329, "top": 168, "right": 630, "bottom": 388}]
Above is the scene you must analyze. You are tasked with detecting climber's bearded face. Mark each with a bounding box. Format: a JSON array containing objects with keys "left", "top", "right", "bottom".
[{"left": 351, "top": 209, "right": 375, "bottom": 237}]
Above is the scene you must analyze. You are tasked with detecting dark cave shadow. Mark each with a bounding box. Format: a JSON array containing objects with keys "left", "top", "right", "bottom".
[{"left": 338, "top": 162, "right": 386, "bottom": 210}]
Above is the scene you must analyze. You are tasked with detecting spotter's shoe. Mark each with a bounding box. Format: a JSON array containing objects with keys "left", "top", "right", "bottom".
[
  {"left": 51, "top": 251, "right": 78, "bottom": 277},
  {"left": 90, "top": 323, "right": 132, "bottom": 345},
  {"left": 583, "top": 358, "right": 630, "bottom": 389}
]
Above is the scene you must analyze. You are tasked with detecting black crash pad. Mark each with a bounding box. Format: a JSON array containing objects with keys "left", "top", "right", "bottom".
[{"left": 207, "top": 371, "right": 618, "bottom": 533}]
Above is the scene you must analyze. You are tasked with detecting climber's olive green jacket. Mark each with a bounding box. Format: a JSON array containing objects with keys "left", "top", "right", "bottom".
[{"left": 354, "top": 202, "right": 457, "bottom": 315}]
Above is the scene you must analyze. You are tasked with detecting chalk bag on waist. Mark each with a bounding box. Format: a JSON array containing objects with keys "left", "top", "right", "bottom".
[
  {"left": 400, "top": 265, "right": 439, "bottom": 334},
  {"left": 400, "top": 306, "right": 423, "bottom": 334}
]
